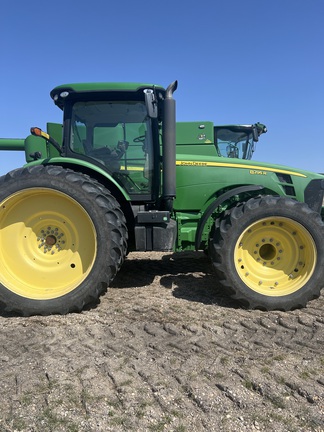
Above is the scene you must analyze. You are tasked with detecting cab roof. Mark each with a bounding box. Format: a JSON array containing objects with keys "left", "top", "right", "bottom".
[{"left": 50, "top": 82, "right": 165, "bottom": 108}]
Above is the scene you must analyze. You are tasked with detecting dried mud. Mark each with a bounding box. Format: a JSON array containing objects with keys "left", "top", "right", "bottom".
[{"left": 0, "top": 251, "right": 323, "bottom": 432}]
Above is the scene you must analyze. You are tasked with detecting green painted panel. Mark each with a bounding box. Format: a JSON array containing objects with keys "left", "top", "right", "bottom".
[{"left": 176, "top": 121, "right": 214, "bottom": 145}]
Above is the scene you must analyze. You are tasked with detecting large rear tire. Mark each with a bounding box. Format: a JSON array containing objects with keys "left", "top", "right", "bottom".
[
  {"left": 0, "top": 165, "right": 127, "bottom": 316},
  {"left": 209, "top": 196, "right": 324, "bottom": 310}
]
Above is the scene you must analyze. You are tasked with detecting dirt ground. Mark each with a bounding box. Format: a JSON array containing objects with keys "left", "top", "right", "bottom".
[{"left": 0, "top": 251, "right": 323, "bottom": 432}]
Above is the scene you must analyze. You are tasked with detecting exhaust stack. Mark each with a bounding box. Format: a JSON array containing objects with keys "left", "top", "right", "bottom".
[{"left": 162, "top": 80, "right": 178, "bottom": 211}]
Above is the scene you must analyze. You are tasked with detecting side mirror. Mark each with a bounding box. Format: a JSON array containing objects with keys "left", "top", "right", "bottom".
[
  {"left": 144, "top": 89, "right": 158, "bottom": 118},
  {"left": 252, "top": 125, "right": 259, "bottom": 142}
]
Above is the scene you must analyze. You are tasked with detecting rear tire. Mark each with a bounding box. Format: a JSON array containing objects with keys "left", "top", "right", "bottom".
[
  {"left": 0, "top": 165, "right": 127, "bottom": 316},
  {"left": 209, "top": 196, "right": 324, "bottom": 310}
]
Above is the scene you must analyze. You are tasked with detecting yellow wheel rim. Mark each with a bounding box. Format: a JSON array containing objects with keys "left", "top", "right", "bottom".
[
  {"left": 235, "top": 217, "right": 316, "bottom": 296},
  {"left": 0, "top": 188, "right": 97, "bottom": 300}
]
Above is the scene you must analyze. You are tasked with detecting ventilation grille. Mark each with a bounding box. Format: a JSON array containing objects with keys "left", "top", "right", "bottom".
[{"left": 275, "top": 173, "right": 296, "bottom": 197}]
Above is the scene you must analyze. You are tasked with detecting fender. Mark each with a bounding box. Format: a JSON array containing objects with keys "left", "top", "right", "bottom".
[
  {"left": 195, "top": 185, "right": 264, "bottom": 250},
  {"left": 24, "top": 157, "right": 131, "bottom": 201}
]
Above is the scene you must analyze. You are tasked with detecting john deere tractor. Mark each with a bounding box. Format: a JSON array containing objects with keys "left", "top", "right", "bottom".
[{"left": 0, "top": 80, "right": 323, "bottom": 316}]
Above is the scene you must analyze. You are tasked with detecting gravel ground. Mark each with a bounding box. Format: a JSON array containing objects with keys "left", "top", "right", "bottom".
[{"left": 0, "top": 251, "right": 323, "bottom": 432}]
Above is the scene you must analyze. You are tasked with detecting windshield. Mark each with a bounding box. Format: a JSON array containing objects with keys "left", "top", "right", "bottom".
[
  {"left": 70, "top": 100, "right": 154, "bottom": 196},
  {"left": 215, "top": 127, "right": 255, "bottom": 160}
]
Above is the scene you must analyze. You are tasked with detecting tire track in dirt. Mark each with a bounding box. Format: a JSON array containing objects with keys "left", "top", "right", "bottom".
[{"left": 0, "top": 251, "right": 323, "bottom": 431}]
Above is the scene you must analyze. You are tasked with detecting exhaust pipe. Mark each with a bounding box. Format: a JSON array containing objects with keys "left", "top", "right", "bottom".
[{"left": 162, "top": 80, "right": 178, "bottom": 211}]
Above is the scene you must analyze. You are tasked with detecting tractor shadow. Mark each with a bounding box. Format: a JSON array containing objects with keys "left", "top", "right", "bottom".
[
  {"left": 111, "top": 251, "right": 241, "bottom": 308},
  {"left": 0, "top": 252, "right": 240, "bottom": 318}
]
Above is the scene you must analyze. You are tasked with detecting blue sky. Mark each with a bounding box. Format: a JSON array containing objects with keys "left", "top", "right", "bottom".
[{"left": 0, "top": 0, "right": 323, "bottom": 174}]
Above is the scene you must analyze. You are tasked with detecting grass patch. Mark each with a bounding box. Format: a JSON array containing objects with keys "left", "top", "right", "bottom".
[
  {"left": 220, "top": 356, "right": 229, "bottom": 365},
  {"left": 148, "top": 415, "right": 173, "bottom": 431},
  {"left": 243, "top": 379, "right": 254, "bottom": 391},
  {"left": 299, "top": 371, "right": 311, "bottom": 380},
  {"left": 268, "top": 394, "right": 286, "bottom": 409},
  {"left": 38, "top": 408, "right": 79, "bottom": 431}
]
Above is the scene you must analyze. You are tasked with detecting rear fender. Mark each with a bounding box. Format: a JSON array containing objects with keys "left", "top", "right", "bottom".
[{"left": 24, "top": 157, "right": 131, "bottom": 201}]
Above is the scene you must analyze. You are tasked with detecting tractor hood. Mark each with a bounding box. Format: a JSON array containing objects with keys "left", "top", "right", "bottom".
[
  {"left": 175, "top": 153, "right": 324, "bottom": 180},
  {"left": 174, "top": 153, "right": 324, "bottom": 212}
]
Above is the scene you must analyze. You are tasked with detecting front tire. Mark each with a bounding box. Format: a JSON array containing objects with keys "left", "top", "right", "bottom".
[
  {"left": 0, "top": 165, "right": 127, "bottom": 316},
  {"left": 209, "top": 196, "right": 324, "bottom": 310}
]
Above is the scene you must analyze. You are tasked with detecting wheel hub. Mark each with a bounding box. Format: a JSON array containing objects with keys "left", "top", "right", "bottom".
[
  {"left": 37, "top": 225, "right": 65, "bottom": 254},
  {"left": 259, "top": 243, "right": 276, "bottom": 261}
]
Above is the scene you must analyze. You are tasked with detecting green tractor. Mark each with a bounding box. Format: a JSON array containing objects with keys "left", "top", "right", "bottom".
[
  {"left": 176, "top": 121, "right": 267, "bottom": 160},
  {"left": 0, "top": 81, "right": 323, "bottom": 316}
]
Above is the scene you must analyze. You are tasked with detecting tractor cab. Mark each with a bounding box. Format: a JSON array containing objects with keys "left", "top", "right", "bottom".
[
  {"left": 215, "top": 123, "right": 267, "bottom": 159},
  {"left": 49, "top": 83, "right": 166, "bottom": 202}
]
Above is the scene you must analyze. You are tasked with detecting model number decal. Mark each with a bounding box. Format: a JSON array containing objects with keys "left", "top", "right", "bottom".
[{"left": 250, "top": 170, "right": 267, "bottom": 175}]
